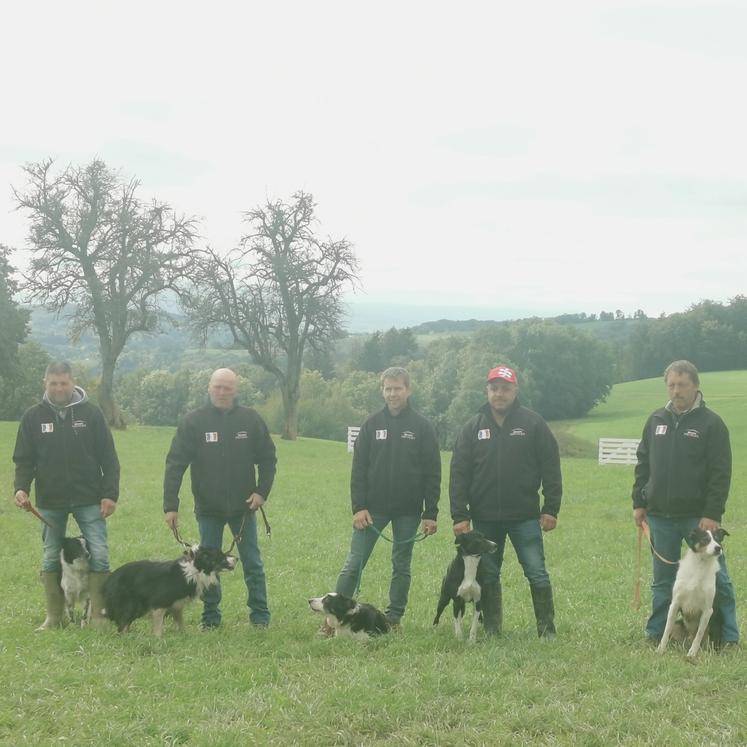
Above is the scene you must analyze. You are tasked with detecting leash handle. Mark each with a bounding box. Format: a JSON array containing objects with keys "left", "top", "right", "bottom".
[
  {"left": 641, "top": 520, "right": 679, "bottom": 565},
  {"left": 25, "top": 503, "right": 56, "bottom": 531},
  {"left": 367, "top": 524, "right": 428, "bottom": 544}
]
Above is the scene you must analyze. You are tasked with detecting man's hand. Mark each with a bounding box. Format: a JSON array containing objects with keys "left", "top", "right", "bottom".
[
  {"left": 353, "top": 509, "right": 373, "bottom": 530},
  {"left": 453, "top": 520, "right": 471, "bottom": 536},
  {"left": 165, "top": 511, "right": 179, "bottom": 530},
  {"left": 420, "top": 519, "right": 437, "bottom": 536},
  {"left": 699, "top": 517, "right": 720, "bottom": 532},
  {"left": 539, "top": 514, "right": 557, "bottom": 532},
  {"left": 100, "top": 498, "right": 117, "bottom": 518},
  {"left": 14, "top": 490, "right": 31, "bottom": 510},
  {"left": 246, "top": 493, "right": 266, "bottom": 512},
  {"left": 633, "top": 508, "right": 647, "bottom": 527}
]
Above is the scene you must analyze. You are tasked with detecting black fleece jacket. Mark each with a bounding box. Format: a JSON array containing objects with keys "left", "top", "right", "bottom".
[
  {"left": 350, "top": 404, "right": 441, "bottom": 520},
  {"left": 449, "top": 401, "right": 562, "bottom": 523},
  {"left": 163, "top": 402, "right": 277, "bottom": 518},
  {"left": 13, "top": 397, "right": 120, "bottom": 508},
  {"left": 632, "top": 397, "right": 731, "bottom": 522}
]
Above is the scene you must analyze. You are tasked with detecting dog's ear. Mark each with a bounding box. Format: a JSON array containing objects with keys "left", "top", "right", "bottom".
[
  {"left": 714, "top": 528, "right": 730, "bottom": 542},
  {"left": 685, "top": 529, "right": 701, "bottom": 550}
]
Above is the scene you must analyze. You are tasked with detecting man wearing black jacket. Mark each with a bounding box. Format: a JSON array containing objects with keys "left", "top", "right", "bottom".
[
  {"left": 332, "top": 367, "right": 441, "bottom": 631},
  {"left": 163, "top": 368, "right": 277, "bottom": 629},
  {"left": 632, "top": 360, "right": 739, "bottom": 646},
  {"left": 13, "top": 361, "right": 120, "bottom": 629},
  {"left": 450, "top": 365, "right": 562, "bottom": 638}
]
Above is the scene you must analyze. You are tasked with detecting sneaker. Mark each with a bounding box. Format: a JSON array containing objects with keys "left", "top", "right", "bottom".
[{"left": 318, "top": 620, "right": 335, "bottom": 638}]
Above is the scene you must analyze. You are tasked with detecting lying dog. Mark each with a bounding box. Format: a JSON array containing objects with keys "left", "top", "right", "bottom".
[
  {"left": 433, "top": 530, "right": 498, "bottom": 642},
  {"left": 657, "top": 527, "right": 729, "bottom": 659},
  {"left": 308, "top": 592, "right": 390, "bottom": 640},
  {"left": 60, "top": 536, "right": 90, "bottom": 626},
  {"left": 103, "top": 546, "right": 237, "bottom": 636}
]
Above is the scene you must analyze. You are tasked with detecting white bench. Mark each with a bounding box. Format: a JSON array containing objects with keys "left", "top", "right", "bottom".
[
  {"left": 598, "top": 437, "right": 640, "bottom": 465},
  {"left": 347, "top": 426, "right": 361, "bottom": 453}
]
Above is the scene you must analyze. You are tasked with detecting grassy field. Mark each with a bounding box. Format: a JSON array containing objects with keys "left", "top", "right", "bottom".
[{"left": 1, "top": 373, "right": 745, "bottom": 746}]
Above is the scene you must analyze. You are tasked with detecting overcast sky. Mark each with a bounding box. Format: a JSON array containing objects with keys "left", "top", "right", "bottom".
[{"left": 2, "top": 0, "right": 746, "bottom": 326}]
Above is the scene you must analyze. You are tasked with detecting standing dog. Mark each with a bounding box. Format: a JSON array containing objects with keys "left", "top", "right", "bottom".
[
  {"left": 103, "top": 546, "right": 237, "bottom": 636},
  {"left": 60, "top": 536, "right": 91, "bottom": 626},
  {"left": 433, "top": 530, "right": 498, "bottom": 642},
  {"left": 657, "top": 527, "right": 729, "bottom": 659}
]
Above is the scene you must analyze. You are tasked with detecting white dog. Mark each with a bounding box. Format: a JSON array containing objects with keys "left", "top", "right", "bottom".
[{"left": 657, "top": 527, "right": 728, "bottom": 659}]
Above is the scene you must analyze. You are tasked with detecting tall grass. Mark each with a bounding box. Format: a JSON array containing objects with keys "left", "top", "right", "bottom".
[{"left": 0, "top": 374, "right": 745, "bottom": 745}]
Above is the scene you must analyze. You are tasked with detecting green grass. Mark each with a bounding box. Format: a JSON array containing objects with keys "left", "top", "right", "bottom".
[{"left": 1, "top": 374, "right": 746, "bottom": 745}]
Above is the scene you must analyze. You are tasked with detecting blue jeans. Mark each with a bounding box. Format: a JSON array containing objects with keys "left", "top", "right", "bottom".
[
  {"left": 39, "top": 504, "right": 110, "bottom": 573},
  {"left": 197, "top": 513, "right": 270, "bottom": 627},
  {"left": 336, "top": 513, "right": 421, "bottom": 623},
  {"left": 472, "top": 518, "right": 551, "bottom": 588},
  {"left": 646, "top": 514, "right": 739, "bottom": 642}
]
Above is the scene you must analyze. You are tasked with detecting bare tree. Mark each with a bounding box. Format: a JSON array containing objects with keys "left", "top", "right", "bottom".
[
  {"left": 184, "top": 191, "right": 359, "bottom": 439},
  {"left": 14, "top": 159, "right": 198, "bottom": 427}
]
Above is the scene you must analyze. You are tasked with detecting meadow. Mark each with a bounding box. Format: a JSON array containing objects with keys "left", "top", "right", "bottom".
[{"left": 0, "top": 372, "right": 745, "bottom": 746}]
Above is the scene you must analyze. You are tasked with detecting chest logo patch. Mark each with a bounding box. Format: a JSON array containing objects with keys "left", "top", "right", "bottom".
[
  {"left": 375, "top": 429, "right": 388, "bottom": 440},
  {"left": 235, "top": 431, "right": 248, "bottom": 440},
  {"left": 205, "top": 432, "right": 219, "bottom": 443},
  {"left": 41, "top": 422, "right": 54, "bottom": 433},
  {"left": 509, "top": 428, "right": 526, "bottom": 437},
  {"left": 477, "top": 429, "right": 491, "bottom": 440},
  {"left": 683, "top": 429, "right": 700, "bottom": 439},
  {"left": 655, "top": 425, "right": 668, "bottom": 436},
  {"left": 401, "top": 430, "right": 416, "bottom": 440},
  {"left": 72, "top": 420, "right": 87, "bottom": 429}
]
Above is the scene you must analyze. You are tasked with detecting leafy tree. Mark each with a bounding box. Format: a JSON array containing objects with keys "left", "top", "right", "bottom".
[
  {"left": 0, "top": 245, "right": 30, "bottom": 380},
  {"left": 13, "top": 159, "right": 198, "bottom": 427},
  {"left": 183, "top": 191, "right": 359, "bottom": 439},
  {"left": 0, "top": 341, "right": 50, "bottom": 420},
  {"left": 352, "top": 331, "right": 385, "bottom": 373}
]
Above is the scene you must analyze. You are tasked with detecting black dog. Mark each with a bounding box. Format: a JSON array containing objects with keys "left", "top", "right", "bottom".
[
  {"left": 433, "top": 530, "right": 498, "bottom": 641},
  {"left": 103, "top": 546, "right": 237, "bottom": 636},
  {"left": 308, "top": 592, "right": 390, "bottom": 640}
]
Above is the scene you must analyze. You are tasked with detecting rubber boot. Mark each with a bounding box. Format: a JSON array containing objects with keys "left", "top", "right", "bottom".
[
  {"left": 88, "top": 571, "right": 110, "bottom": 627},
  {"left": 481, "top": 581, "right": 503, "bottom": 637},
  {"left": 36, "top": 571, "right": 65, "bottom": 631},
  {"left": 530, "top": 584, "right": 556, "bottom": 640}
]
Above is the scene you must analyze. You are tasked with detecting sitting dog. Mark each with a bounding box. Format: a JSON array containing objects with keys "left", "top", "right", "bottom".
[
  {"left": 308, "top": 592, "right": 390, "bottom": 640},
  {"left": 60, "top": 536, "right": 91, "bottom": 626},
  {"left": 657, "top": 527, "right": 729, "bottom": 659},
  {"left": 103, "top": 546, "right": 237, "bottom": 636},
  {"left": 433, "top": 530, "right": 498, "bottom": 642}
]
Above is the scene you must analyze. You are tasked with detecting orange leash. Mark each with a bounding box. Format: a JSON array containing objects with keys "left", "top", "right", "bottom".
[{"left": 632, "top": 521, "right": 679, "bottom": 610}]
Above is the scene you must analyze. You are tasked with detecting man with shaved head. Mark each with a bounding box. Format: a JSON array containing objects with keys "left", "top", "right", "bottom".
[{"left": 164, "top": 368, "right": 277, "bottom": 629}]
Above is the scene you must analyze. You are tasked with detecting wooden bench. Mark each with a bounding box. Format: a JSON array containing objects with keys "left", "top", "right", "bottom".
[
  {"left": 598, "top": 437, "right": 640, "bottom": 465},
  {"left": 347, "top": 426, "right": 361, "bottom": 453}
]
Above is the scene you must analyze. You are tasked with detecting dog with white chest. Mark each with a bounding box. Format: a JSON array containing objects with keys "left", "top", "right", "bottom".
[
  {"left": 657, "top": 527, "right": 729, "bottom": 659},
  {"left": 433, "top": 530, "right": 498, "bottom": 642},
  {"left": 308, "top": 592, "right": 391, "bottom": 640},
  {"left": 60, "top": 536, "right": 91, "bottom": 626}
]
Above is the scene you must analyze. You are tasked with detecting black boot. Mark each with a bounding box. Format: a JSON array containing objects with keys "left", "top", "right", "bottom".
[
  {"left": 481, "top": 581, "right": 503, "bottom": 637},
  {"left": 530, "top": 584, "right": 556, "bottom": 640}
]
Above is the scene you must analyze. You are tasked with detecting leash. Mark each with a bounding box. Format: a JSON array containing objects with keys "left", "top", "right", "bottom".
[
  {"left": 226, "top": 507, "right": 272, "bottom": 554},
  {"left": 22, "top": 502, "right": 56, "bottom": 531},
  {"left": 353, "top": 523, "right": 429, "bottom": 597},
  {"left": 632, "top": 521, "right": 679, "bottom": 610}
]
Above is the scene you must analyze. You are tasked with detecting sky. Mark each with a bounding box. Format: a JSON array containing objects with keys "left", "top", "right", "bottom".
[{"left": 2, "top": 0, "right": 747, "bottom": 330}]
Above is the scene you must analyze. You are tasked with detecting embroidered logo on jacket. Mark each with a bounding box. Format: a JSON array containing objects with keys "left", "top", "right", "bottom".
[
  {"left": 509, "top": 428, "right": 526, "bottom": 437},
  {"left": 41, "top": 422, "right": 54, "bottom": 433},
  {"left": 401, "top": 431, "right": 416, "bottom": 440},
  {"left": 205, "top": 432, "right": 219, "bottom": 443},
  {"left": 375, "top": 429, "right": 388, "bottom": 440},
  {"left": 683, "top": 429, "right": 700, "bottom": 439},
  {"left": 72, "top": 420, "right": 87, "bottom": 429},
  {"left": 655, "top": 425, "right": 667, "bottom": 436},
  {"left": 235, "top": 431, "right": 248, "bottom": 439},
  {"left": 477, "top": 429, "right": 491, "bottom": 440}
]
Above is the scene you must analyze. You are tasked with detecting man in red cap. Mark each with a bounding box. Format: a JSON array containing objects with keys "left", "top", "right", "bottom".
[{"left": 449, "top": 365, "right": 562, "bottom": 638}]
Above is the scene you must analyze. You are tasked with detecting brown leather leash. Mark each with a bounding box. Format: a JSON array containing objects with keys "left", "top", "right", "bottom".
[
  {"left": 226, "top": 507, "right": 272, "bottom": 554},
  {"left": 632, "top": 520, "right": 678, "bottom": 610},
  {"left": 21, "top": 502, "right": 56, "bottom": 531}
]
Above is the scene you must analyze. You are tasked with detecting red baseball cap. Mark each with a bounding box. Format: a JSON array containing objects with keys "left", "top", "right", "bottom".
[{"left": 487, "top": 365, "right": 518, "bottom": 384}]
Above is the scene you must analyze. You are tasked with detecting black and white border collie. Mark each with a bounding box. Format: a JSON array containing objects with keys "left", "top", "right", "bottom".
[
  {"left": 60, "top": 536, "right": 91, "bottom": 626},
  {"left": 103, "top": 545, "right": 237, "bottom": 636},
  {"left": 657, "top": 527, "right": 729, "bottom": 659},
  {"left": 433, "top": 530, "right": 498, "bottom": 642},
  {"left": 308, "top": 592, "right": 390, "bottom": 640}
]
